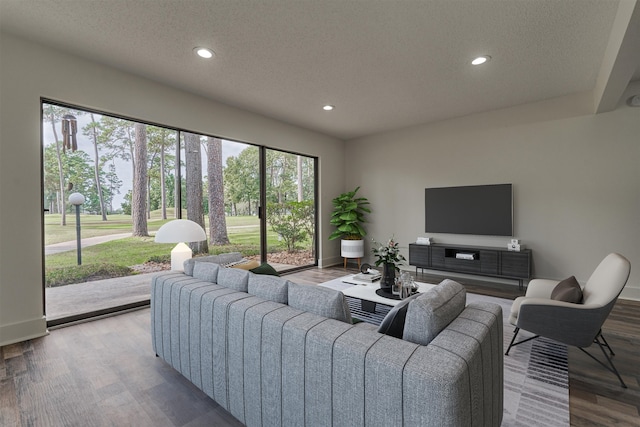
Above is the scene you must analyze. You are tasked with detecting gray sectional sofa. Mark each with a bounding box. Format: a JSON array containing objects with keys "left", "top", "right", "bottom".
[{"left": 150, "top": 258, "right": 503, "bottom": 427}]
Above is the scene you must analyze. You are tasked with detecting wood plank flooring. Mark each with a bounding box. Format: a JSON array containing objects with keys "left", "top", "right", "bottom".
[{"left": 2, "top": 266, "right": 639, "bottom": 426}]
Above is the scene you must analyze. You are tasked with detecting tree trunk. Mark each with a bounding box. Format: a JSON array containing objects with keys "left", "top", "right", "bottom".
[
  {"left": 132, "top": 123, "right": 148, "bottom": 236},
  {"left": 207, "top": 137, "right": 230, "bottom": 245},
  {"left": 89, "top": 113, "right": 108, "bottom": 220},
  {"left": 297, "top": 155, "right": 303, "bottom": 202},
  {"left": 175, "top": 136, "right": 180, "bottom": 219},
  {"left": 160, "top": 136, "right": 167, "bottom": 220},
  {"left": 49, "top": 113, "right": 66, "bottom": 226},
  {"left": 147, "top": 176, "right": 151, "bottom": 220},
  {"left": 185, "top": 133, "right": 208, "bottom": 254}
]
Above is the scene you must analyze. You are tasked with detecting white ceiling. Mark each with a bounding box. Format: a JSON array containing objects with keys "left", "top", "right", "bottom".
[{"left": 1, "top": 0, "right": 639, "bottom": 140}]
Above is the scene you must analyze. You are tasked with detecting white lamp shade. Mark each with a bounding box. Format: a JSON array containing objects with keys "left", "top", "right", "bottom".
[
  {"left": 68, "top": 192, "right": 85, "bottom": 205},
  {"left": 155, "top": 219, "right": 206, "bottom": 243}
]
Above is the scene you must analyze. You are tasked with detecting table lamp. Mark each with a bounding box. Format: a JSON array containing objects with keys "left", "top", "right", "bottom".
[{"left": 154, "top": 219, "right": 207, "bottom": 271}]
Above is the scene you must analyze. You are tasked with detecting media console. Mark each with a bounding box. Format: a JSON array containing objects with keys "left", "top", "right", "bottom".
[{"left": 408, "top": 243, "right": 531, "bottom": 289}]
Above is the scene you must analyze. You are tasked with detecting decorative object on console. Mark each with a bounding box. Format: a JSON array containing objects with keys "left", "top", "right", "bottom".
[
  {"left": 416, "top": 236, "right": 431, "bottom": 245},
  {"left": 372, "top": 237, "right": 406, "bottom": 294},
  {"left": 154, "top": 219, "right": 207, "bottom": 271},
  {"left": 507, "top": 238, "right": 524, "bottom": 252},
  {"left": 328, "top": 186, "right": 371, "bottom": 268}
]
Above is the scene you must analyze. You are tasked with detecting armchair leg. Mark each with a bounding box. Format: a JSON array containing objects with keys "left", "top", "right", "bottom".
[
  {"left": 598, "top": 331, "right": 615, "bottom": 356},
  {"left": 505, "top": 327, "right": 520, "bottom": 355},
  {"left": 578, "top": 331, "right": 627, "bottom": 388},
  {"left": 505, "top": 327, "right": 540, "bottom": 356}
]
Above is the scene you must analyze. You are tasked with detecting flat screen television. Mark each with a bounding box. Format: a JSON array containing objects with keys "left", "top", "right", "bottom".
[{"left": 425, "top": 184, "right": 513, "bottom": 236}]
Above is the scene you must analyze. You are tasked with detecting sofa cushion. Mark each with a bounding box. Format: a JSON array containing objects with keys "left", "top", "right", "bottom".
[
  {"left": 216, "top": 267, "right": 250, "bottom": 292},
  {"left": 248, "top": 274, "right": 289, "bottom": 304},
  {"left": 192, "top": 262, "right": 220, "bottom": 283},
  {"left": 183, "top": 255, "right": 219, "bottom": 276},
  {"left": 287, "top": 282, "right": 352, "bottom": 323},
  {"left": 402, "top": 279, "right": 466, "bottom": 346},
  {"left": 377, "top": 293, "right": 421, "bottom": 338},
  {"left": 551, "top": 276, "right": 583, "bottom": 303},
  {"left": 250, "top": 262, "right": 280, "bottom": 276}
]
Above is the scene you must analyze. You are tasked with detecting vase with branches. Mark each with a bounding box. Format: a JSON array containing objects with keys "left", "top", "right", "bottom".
[{"left": 372, "top": 237, "right": 406, "bottom": 293}]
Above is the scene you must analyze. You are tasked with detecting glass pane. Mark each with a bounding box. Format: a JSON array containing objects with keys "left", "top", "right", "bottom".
[
  {"left": 264, "top": 149, "right": 316, "bottom": 270},
  {"left": 43, "top": 102, "right": 179, "bottom": 322},
  {"left": 181, "top": 133, "right": 261, "bottom": 260}
]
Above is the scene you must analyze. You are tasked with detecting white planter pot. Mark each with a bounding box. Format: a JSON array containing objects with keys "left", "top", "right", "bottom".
[{"left": 341, "top": 239, "right": 364, "bottom": 258}]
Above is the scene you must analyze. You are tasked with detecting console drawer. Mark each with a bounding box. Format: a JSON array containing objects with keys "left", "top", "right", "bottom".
[
  {"left": 431, "top": 247, "right": 445, "bottom": 268},
  {"left": 408, "top": 244, "right": 430, "bottom": 267},
  {"left": 500, "top": 252, "right": 530, "bottom": 278}
]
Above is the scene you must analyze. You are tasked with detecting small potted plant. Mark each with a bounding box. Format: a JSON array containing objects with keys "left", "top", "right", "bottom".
[
  {"left": 329, "top": 187, "right": 370, "bottom": 264},
  {"left": 372, "top": 237, "right": 406, "bottom": 294}
]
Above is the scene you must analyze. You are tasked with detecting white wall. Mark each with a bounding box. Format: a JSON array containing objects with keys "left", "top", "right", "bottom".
[
  {"left": 346, "top": 85, "right": 640, "bottom": 300},
  {"left": 0, "top": 33, "right": 345, "bottom": 346}
]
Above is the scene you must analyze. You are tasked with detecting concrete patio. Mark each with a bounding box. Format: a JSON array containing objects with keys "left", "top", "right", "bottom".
[{"left": 45, "top": 272, "right": 156, "bottom": 322}]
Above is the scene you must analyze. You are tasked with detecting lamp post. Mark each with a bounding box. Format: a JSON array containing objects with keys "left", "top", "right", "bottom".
[{"left": 68, "top": 192, "right": 85, "bottom": 265}]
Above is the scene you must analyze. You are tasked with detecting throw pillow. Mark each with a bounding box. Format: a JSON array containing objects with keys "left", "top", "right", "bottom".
[
  {"left": 402, "top": 279, "right": 466, "bottom": 346},
  {"left": 287, "top": 282, "right": 353, "bottom": 324},
  {"left": 249, "top": 262, "right": 280, "bottom": 276},
  {"left": 230, "top": 259, "right": 261, "bottom": 271},
  {"left": 377, "top": 293, "right": 421, "bottom": 338},
  {"left": 551, "top": 276, "right": 583, "bottom": 303},
  {"left": 248, "top": 274, "right": 289, "bottom": 304}
]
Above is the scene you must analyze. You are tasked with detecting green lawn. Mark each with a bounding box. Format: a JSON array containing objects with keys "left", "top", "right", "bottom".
[
  {"left": 44, "top": 211, "right": 312, "bottom": 286},
  {"left": 44, "top": 210, "right": 260, "bottom": 245}
]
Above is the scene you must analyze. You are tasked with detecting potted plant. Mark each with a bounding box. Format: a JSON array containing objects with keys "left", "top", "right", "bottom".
[
  {"left": 329, "top": 187, "right": 371, "bottom": 264},
  {"left": 372, "top": 237, "right": 406, "bottom": 294}
]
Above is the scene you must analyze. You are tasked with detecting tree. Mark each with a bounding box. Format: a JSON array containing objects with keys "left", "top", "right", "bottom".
[
  {"left": 267, "top": 201, "right": 311, "bottom": 252},
  {"left": 223, "top": 147, "right": 259, "bottom": 215},
  {"left": 43, "top": 104, "right": 82, "bottom": 225},
  {"left": 83, "top": 113, "right": 108, "bottom": 220},
  {"left": 207, "top": 137, "right": 230, "bottom": 245},
  {"left": 132, "top": 123, "right": 148, "bottom": 236},
  {"left": 146, "top": 127, "right": 177, "bottom": 219},
  {"left": 43, "top": 145, "right": 95, "bottom": 213},
  {"left": 184, "top": 133, "right": 208, "bottom": 254},
  {"left": 104, "top": 162, "right": 122, "bottom": 213}
]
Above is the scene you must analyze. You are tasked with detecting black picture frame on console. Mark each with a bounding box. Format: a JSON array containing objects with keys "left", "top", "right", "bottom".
[{"left": 425, "top": 183, "right": 513, "bottom": 236}]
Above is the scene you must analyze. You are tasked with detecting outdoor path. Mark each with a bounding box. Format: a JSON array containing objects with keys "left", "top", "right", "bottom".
[{"left": 45, "top": 233, "right": 132, "bottom": 255}]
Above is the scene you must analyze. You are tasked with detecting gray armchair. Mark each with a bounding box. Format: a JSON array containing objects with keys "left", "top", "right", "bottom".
[{"left": 505, "top": 253, "right": 631, "bottom": 387}]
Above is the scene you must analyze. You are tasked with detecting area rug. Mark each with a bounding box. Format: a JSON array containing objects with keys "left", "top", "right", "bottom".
[{"left": 320, "top": 277, "right": 570, "bottom": 427}]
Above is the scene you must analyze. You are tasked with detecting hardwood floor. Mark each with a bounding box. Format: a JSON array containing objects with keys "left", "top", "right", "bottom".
[{"left": 1, "top": 266, "right": 638, "bottom": 426}]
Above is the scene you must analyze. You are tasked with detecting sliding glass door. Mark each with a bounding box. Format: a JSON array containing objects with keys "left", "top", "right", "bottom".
[
  {"left": 42, "top": 100, "right": 317, "bottom": 324},
  {"left": 264, "top": 149, "right": 316, "bottom": 269}
]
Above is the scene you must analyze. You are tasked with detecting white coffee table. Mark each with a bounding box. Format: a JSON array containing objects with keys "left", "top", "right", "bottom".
[{"left": 340, "top": 275, "right": 436, "bottom": 312}]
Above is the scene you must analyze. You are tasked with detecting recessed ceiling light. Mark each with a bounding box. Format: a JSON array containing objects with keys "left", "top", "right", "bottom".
[
  {"left": 194, "top": 47, "right": 214, "bottom": 59},
  {"left": 471, "top": 55, "right": 491, "bottom": 65},
  {"left": 323, "top": 105, "right": 334, "bottom": 111},
  {"left": 627, "top": 95, "right": 640, "bottom": 107}
]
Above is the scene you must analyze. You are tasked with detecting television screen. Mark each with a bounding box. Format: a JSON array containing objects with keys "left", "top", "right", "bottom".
[{"left": 425, "top": 184, "right": 513, "bottom": 236}]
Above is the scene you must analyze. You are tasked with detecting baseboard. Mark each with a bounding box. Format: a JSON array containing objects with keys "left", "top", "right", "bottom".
[
  {"left": 319, "top": 256, "right": 344, "bottom": 268},
  {"left": 0, "top": 316, "right": 48, "bottom": 347},
  {"left": 620, "top": 286, "right": 640, "bottom": 302}
]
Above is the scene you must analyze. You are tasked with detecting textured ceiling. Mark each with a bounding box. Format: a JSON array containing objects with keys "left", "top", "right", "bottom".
[{"left": 1, "top": 0, "right": 638, "bottom": 140}]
